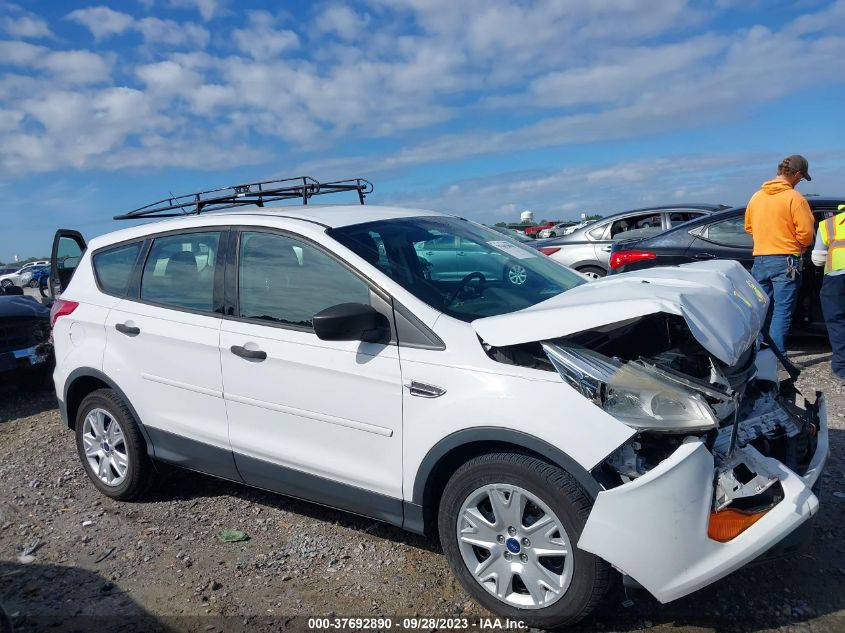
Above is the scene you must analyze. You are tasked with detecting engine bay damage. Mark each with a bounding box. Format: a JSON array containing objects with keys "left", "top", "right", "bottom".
[{"left": 484, "top": 312, "right": 822, "bottom": 518}]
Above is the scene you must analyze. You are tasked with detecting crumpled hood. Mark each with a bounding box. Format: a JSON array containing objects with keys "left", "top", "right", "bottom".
[
  {"left": 472, "top": 260, "right": 769, "bottom": 366},
  {"left": 761, "top": 179, "right": 794, "bottom": 195}
]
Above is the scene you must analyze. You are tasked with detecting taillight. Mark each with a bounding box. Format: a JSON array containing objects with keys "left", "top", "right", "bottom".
[
  {"left": 50, "top": 299, "right": 78, "bottom": 328},
  {"left": 609, "top": 250, "right": 657, "bottom": 270},
  {"left": 708, "top": 508, "right": 768, "bottom": 542},
  {"left": 539, "top": 246, "right": 561, "bottom": 256}
]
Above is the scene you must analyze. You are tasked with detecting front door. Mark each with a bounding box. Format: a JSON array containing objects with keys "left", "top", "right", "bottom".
[{"left": 219, "top": 230, "right": 404, "bottom": 523}]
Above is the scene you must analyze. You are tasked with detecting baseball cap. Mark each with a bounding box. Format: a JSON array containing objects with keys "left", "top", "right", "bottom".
[{"left": 784, "top": 154, "right": 812, "bottom": 181}]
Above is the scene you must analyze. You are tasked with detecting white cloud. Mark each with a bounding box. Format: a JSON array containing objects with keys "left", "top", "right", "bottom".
[
  {"left": 2, "top": 14, "right": 52, "bottom": 39},
  {"left": 168, "top": 0, "right": 222, "bottom": 21},
  {"left": 66, "top": 6, "right": 134, "bottom": 40},
  {"left": 314, "top": 5, "right": 370, "bottom": 41},
  {"left": 40, "top": 50, "right": 111, "bottom": 84},
  {"left": 0, "top": 39, "right": 45, "bottom": 64},
  {"left": 232, "top": 11, "right": 299, "bottom": 59},
  {"left": 136, "top": 17, "right": 210, "bottom": 47}
]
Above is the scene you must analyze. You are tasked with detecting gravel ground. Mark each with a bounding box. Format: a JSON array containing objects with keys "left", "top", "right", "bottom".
[{"left": 0, "top": 337, "right": 844, "bottom": 633}]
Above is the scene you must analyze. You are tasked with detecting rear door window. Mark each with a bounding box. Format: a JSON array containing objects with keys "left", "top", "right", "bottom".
[
  {"left": 93, "top": 242, "right": 143, "bottom": 296},
  {"left": 703, "top": 217, "right": 752, "bottom": 247},
  {"left": 140, "top": 232, "right": 221, "bottom": 312}
]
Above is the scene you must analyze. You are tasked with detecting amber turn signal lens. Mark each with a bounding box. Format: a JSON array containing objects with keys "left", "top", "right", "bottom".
[{"left": 708, "top": 508, "right": 768, "bottom": 543}]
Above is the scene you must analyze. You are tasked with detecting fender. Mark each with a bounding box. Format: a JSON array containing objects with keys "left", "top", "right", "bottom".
[
  {"left": 405, "top": 427, "right": 601, "bottom": 534},
  {"left": 61, "top": 367, "right": 156, "bottom": 460}
]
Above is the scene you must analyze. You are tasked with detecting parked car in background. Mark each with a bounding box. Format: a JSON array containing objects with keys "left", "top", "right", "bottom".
[
  {"left": 24, "top": 265, "right": 50, "bottom": 288},
  {"left": 609, "top": 197, "right": 845, "bottom": 334},
  {"left": 532, "top": 204, "right": 730, "bottom": 279},
  {"left": 0, "top": 286, "right": 53, "bottom": 388},
  {"left": 0, "top": 267, "right": 27, "bottom": 288},
  {"left": 523, "top": 221, "right": 558, "bottom": 239},
  {"left": 489, "top": 225, "right": 535, "bottom": 242},
  {"left": 538, "top": 221, "right": 579, "bottom": 239},
  {"left": 414, "top": 230, "right": 532, "bottom": 286}
]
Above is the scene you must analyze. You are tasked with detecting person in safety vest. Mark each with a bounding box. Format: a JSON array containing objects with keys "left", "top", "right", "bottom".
[
  {"left": 744, "top": 155, "right": 815, "bottom": 355},
  {"left": 811, "top": 203, "right": 845, "bottom": 382}
]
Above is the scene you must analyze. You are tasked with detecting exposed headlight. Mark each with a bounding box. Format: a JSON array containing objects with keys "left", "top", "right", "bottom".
[{"left": 542, "top": 342, "right": 718, "bottom": 432}]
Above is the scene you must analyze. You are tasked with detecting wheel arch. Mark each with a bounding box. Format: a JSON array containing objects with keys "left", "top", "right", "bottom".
[
  {"left": 62, "top": 367, "right": 155, "bottom": 458},
  {"left": 407, "top": 428, "right": 600, "bottom": 537}
]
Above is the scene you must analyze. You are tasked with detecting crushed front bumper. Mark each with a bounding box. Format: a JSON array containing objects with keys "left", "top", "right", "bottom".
[{"left": 578, "top": 394, "right": 828, "bottom": 603}]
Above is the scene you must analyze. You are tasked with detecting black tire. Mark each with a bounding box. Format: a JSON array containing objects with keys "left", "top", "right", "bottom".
[
  {"left": 75, "top": 388, "right": 153, "bottom": 501},
  {"left": 28, "top": 278, "right": 39, "bottom": 288},
  {"left": 577, "top": 266, "right": 606, "bottom": 280},
  {"left": 438, "top": 453, "right": 609, "bottom": 629},
  {"left": 0, "top": 279, "right": 11, "bottom": 288}
]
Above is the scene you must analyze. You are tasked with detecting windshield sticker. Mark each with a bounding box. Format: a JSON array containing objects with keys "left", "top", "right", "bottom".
[{"left": 486, "top": 240, "right": 536, "bottom": 259}]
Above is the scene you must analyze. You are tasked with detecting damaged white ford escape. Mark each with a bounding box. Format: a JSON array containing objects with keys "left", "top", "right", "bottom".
[{"left": 50, "top": 179, "right": 827, "bottom": 629}]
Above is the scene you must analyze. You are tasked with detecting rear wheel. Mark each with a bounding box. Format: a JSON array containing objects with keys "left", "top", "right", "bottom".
[
  {"left": 28, "top": 278, "right": 39, "bottom": 288},
  {"left": 75, "top": 389, "right": 153, "bottom": 500},
  {"left": 577, "top": 266, "right": 606, "bottom": 280},
  {"left": 438, "top": 453, "right": 609, "bottom": 629}
]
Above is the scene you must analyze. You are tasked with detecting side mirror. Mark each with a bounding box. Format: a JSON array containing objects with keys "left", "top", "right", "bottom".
[{"left": 312, "top": 303, "right": 390, "bottom": 343}]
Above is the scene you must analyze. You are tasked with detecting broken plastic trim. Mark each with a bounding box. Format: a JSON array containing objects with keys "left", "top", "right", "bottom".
[{"left": 542, "top": 342, "right": 718, "bottom": 432}]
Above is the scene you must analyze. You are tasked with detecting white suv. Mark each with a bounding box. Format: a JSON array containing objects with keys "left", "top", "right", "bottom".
[{"left": 49, "top": 180, "right": 827, "bottom": 629}]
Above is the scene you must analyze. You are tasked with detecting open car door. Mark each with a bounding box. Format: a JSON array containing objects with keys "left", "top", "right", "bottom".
[{"left": 49, "top": 230, "right": 86, "bottom": 300}]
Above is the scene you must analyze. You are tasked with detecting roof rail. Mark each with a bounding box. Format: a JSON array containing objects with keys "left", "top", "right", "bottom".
[{"left": 114, "top": 176, "right": 373, "bottom": 220}]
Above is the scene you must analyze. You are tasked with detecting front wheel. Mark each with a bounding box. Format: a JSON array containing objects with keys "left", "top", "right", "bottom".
[
  {"left": 438, "top": 453, "right": 609, "bottom": 629},
  {"left": 0, "top": 279, "right": 11, "bottom": 288}
]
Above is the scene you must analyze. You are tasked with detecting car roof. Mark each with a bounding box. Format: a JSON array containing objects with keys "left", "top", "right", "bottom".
[{"left": 89, "top": 204, "right": 453, "bottom": 247}]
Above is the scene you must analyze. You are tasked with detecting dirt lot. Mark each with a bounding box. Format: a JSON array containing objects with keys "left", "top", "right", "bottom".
[{"left": 1, "top": 338, "right": 844, "bottom": 633}]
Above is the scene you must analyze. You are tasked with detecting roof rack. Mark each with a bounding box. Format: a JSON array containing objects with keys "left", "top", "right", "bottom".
[{"left": 114, "top": 176, "right": 373, "bottom": 220}]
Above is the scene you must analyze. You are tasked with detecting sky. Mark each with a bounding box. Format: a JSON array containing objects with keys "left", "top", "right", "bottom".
[{"left": 1, "top": 0, "right": 844, "bottom": 261}]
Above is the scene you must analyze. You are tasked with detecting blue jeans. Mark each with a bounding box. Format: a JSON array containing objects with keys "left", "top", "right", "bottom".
[
  {"left": 752, "top": 255, "right": 801, "bottom": 355},
  {"left": 820, "top": 274, "right": 845, "bottom": 378}
]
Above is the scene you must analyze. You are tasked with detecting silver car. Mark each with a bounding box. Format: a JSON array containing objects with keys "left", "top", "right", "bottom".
[{"left": 532, "top": 204, "right": 729, "bottom": 279}]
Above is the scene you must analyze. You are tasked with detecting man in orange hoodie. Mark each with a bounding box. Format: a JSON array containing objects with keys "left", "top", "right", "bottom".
[{"left": 744, "top": 155, "right": 815, "bottom": 354}]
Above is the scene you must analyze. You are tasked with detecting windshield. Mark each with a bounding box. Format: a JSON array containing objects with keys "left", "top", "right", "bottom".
[{"left": 329, "top": 216, "right": 585, "bottom": 321}]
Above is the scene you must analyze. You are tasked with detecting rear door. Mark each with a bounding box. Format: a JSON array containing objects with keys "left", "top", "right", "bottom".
[
  {"left": 686, "top": 214, "right": 753, "bottom": 268},
  {"left": 101, "top": 229, "right": 237, "bottom": 479},
  {"left": 50, "top": 230, "right": 87, "bottom": 298}
]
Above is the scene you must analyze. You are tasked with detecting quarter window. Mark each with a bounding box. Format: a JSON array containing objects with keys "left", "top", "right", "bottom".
[
  {"left": 140, "top": 232, "right": 221, "bottom": 311},
  {"left": 238, "top": 232, "right": 370, "bottom": 329},
  {"left": 93, "top": 241, "right": 142, "bottom": 296}
]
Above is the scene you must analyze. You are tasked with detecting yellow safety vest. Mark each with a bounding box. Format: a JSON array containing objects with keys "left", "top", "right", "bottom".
[{"left": 820, "top": 211, "right": 845, "bottom": 274}]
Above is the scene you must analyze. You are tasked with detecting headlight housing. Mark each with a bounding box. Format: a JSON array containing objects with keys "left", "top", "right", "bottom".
[{"left": 543, "top": 342, "right": 718, "bottom": 432}]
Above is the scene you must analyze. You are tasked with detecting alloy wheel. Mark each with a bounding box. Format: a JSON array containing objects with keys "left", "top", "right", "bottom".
[
  {"left": 456, "top": 483, "right": 574, "bottom": 609},
  {"left": 81, "top": 408, "right": 129, "bottom": 486},
  {"left": 507, "top": 264, "right": 528, "bottom": 285}
]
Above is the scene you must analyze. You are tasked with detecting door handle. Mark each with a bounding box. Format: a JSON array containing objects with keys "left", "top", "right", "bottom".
[
  {"left": 230, "top": 345, "right": 267, "bottom": 361},
  {"left": 425, "top": 251, "right": 434, "bottom": 255},
  {"left": 693, "top": 253, "right": 716, "bottom": 260},
  {"left": 115, "top": 323, "right": 140, "bottom": 336},
  {"left": 601, "top": 246, "right": 612, "bottom": 252}
]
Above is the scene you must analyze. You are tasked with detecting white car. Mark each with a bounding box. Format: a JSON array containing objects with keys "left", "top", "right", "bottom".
[
  {"left": 538, "top": 222, "right": 577, "bottom": 239},
  {"left": 49, "top": 181, "right": 827, "bottom": 629},
  {"left": 0, "top": 261, "right": 48, "bottom": 287}
]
